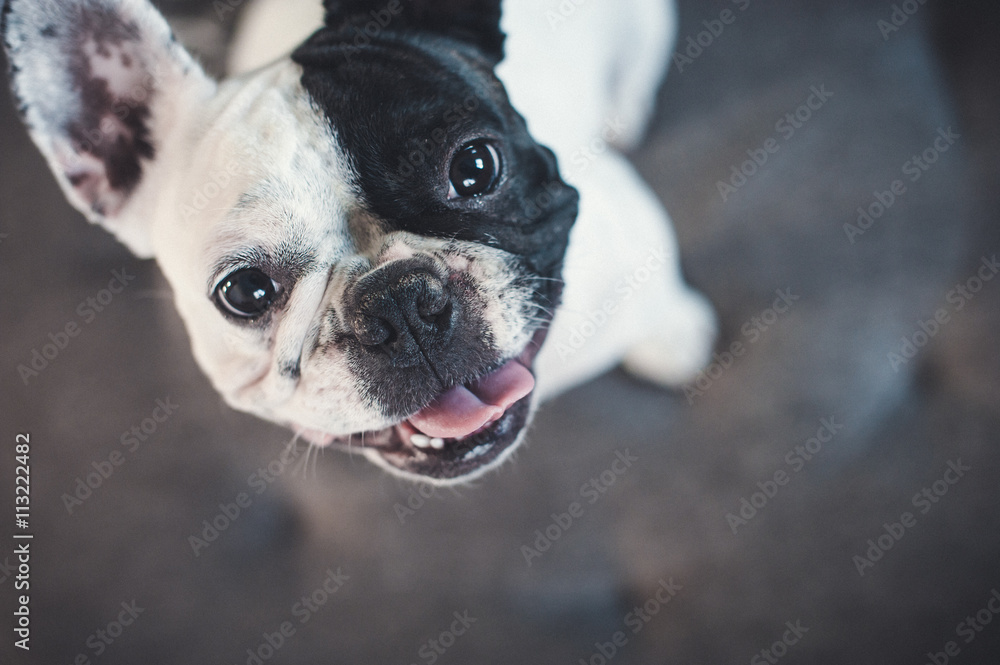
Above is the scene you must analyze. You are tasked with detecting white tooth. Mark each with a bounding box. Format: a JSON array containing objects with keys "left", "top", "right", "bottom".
[
  {"left": 429, "top": 438, "right": 446, "bottom": 450},
  {"left": 463, "top": 444, "right": 491, "bottom": 461},
  {"left": 410, "top": 434, "right": 432, "bottom": 448}
]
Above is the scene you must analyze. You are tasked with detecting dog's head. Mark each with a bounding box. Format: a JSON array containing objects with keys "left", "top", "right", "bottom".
[{"left": 2, "top": 0, "right": 578, "bottom": 482}]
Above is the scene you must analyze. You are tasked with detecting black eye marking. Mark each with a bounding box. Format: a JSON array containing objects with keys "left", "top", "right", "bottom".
[
  {"left": 448, "top": 141, "right": 501, "bottom": 199},
  {"left": 215, "top": 268, "right": 280, "bottom": 319},
  {"left": 280, "top": 360, "right": 301, "bottom": 380}
]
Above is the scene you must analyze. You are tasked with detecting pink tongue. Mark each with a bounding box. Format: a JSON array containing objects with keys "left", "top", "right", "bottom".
[{"left": 407, "top": 361, "right": 535, "bottom": 439}]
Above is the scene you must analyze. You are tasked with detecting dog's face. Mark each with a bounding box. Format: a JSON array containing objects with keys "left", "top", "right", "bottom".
[{"left": 3, "top": 0, "right": 578, "bottom": 482}]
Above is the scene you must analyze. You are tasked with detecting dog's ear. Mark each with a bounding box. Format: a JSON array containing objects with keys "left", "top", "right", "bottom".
[
  {"left": 323, "top": 0, "right": 505, "bottom": 63},
  {"left": 2, "top": 0, "right": 216, "bottom": 256}
]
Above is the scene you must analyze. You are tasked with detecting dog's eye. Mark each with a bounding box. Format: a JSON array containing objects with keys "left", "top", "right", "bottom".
[
  {"left": 215, "top": 268, "right": 279, "bottom": 318},
  {"left": 448, "top": 141, "right": 501, "bottom": 199}
]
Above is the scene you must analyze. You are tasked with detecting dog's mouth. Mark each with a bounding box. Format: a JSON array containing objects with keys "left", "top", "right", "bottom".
[{"left": 298, "top": 330, "right": 547, "bottom": 482}]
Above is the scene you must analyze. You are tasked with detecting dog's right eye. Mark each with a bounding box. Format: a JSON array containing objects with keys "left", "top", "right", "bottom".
[
  {"left": 448, "top": 141, "right": 501, "bottom": 199},
  {"left": 215, "top": 268, "right": 280, "bottom": 318}
]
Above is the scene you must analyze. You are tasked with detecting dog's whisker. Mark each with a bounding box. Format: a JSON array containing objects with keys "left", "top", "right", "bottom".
[
  {"left": 282, "top": 431, "right": 302, "bottom": 458},
  {"left": 311, "top": 443, "right": 322, "bottom": 479},
  {"left": 299, "top": 441, "right": 311, "bottom": 478},
  {"left": 289, "top": 435, "right": 316, "bottom": 479},
  {"left": 531, "top": 304, "right": 558, "bottom": 316}
]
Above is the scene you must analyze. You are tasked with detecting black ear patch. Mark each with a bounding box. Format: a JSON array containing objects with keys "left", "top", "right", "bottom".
[
  {"left": 323, "top": 0, "right": 505, "bottom": 63},
  {"left": 3, "top": 1, "right": 158, "bottom": 216},
  {"left": 63, "top": 11, "right": 155, "bottom": 211},
  {"left": 3, "top": 0, "right": 210, "bottom": 229}
]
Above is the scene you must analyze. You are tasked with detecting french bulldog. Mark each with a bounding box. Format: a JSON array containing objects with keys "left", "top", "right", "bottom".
[{"left": 2, "top": 0, "right": 716, "bottom": 483}]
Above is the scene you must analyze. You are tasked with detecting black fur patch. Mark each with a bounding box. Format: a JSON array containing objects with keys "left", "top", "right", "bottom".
[
  {"left": 1, "top": 0, "right": 15, "bottom": 53},
  {"left": 63, "top": 9, "right": 153, "bottom": 206},
  {"left": 292, "top": 31, "right": 577, "bottom": 288},
  {"left": 293, "top": 27, "right": 578, "bottom": 416},
  {"left": 280, "top": 360, "right": 302, "bottom": 381},
  {"left": 66, "top": 76, "right": 153, "bottom": 197},
  {"left": 293, "top": 16, "right": 578, "bottom": 416},
  {"left": 323, "top": 0, "right": 505, "bottom": 63}
]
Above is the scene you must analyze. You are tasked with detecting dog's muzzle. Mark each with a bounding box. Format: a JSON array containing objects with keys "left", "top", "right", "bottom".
[{"left": 298, "top": 257, "right": 548, "bottom": 482}]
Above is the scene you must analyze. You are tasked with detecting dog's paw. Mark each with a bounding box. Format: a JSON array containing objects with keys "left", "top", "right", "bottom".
[{"left": 622, "top": 290, "right": 717, "bottom": 387}]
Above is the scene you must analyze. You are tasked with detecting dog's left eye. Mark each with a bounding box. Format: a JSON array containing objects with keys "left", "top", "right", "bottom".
[
  {"left": 215, "top": 268, "right": 280, "bottom": 318},
  {"left": 448, "top": 141, "right": 501, "bottom": 199}
]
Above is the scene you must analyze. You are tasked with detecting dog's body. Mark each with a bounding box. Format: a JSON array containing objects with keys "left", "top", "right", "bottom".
[{"left": 3, "top": 0, "right": 714, "bottom": 483}]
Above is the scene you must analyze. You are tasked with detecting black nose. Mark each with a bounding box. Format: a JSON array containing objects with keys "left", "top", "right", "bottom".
[{"left": 347, "top": 260, "right": 454, "bottom": 367}]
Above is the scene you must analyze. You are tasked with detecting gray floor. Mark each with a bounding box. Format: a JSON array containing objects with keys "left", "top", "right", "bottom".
[{"left": 2, "top": 1, "right": 998, "bottom": 663}]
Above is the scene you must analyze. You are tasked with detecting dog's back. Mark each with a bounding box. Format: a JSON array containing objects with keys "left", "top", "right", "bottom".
[{"left": 498, "top": 0, "right": 675, "bottom": 156}]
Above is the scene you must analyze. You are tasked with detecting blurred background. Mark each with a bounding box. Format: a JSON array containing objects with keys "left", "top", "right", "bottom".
[{"left": 2, "top": 0, "right": 999, "bottom": 663}]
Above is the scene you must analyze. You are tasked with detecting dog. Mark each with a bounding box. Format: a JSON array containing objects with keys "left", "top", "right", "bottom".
[{"left": 2, "top": 0, "right": 715, "bottom": 483}]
